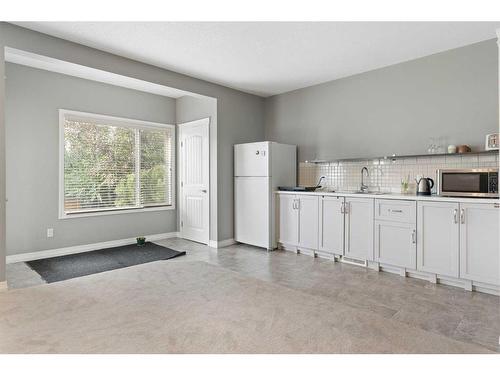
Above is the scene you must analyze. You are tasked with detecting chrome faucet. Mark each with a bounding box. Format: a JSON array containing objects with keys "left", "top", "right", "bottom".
[
  {"left": 316, "top": 176, "right": 326, "bottom": 188},
  {"left": 360, "top": 167, "right": 369, "bottom": 192}
]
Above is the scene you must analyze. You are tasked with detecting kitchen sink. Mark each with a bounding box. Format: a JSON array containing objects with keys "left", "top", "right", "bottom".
[
  {"left": 329, "top": 190, "right": 389, "bottom": 195},
  {"left": 353, "top": 191, "right": 388, "bottom": 195}
]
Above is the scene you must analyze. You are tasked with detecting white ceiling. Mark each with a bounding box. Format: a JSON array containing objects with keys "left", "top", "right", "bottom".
[{"left": 12, "top": 22, "right": 500, "bottom": 97}]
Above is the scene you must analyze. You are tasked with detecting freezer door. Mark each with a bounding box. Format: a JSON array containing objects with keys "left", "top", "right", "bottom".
[
  {"left": 234, "top": 142, "right": 270, "bottom": 177},
  {"left": 234, "top": 177, "right": 270, "bottom": 249}
]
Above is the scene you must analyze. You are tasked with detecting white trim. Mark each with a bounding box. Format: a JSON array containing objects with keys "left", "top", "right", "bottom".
[
  {"left": 4, "top": 47, "right": 193, "bottom": 99},
  {"left": 208, "top": 238, "right": 236, "bottom": 249},
  {"left": 0, "top": 281, "right": 7, "bottom": 292},
  {"left": 60, "top": 206, "right": 176, "bottom": 220},
  {"left": 58, "top": 109, "right": 176, "bottom": 219},
  {"left": 6, "top": 232, "right": 179, "bottom": 264},
  {"left": 60, "top": 109, "right": 175, "bottom": 131}
]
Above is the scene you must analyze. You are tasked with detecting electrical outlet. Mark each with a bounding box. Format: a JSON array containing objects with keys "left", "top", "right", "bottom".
[{"left": 47, "top": 228, "right": 54, "bottom": 238}]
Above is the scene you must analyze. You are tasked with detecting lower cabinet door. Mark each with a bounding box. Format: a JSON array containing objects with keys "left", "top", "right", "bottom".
[
  {"left": 460, "top": 203, "right": 500, "bottom": 285},
  {"left": 345, "top": 197, "right": 374, "bottom": 261},
  {"left": 278, "top": 194, "right": 298, "bottom": 246},
  {"left": 298, "top": 195, "right": 319, "bottom": 250},
  {"left": 319, "top": 196, "right": 344, "bottom": 255},
  {"left": 375, "top": 220, "right": 416, "bottom": 269},
  {"left": 417, "top": 201, "right": 459, "bottom": 277}
]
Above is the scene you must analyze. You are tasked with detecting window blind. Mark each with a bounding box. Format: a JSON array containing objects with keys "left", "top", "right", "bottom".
[{"left": 62, "top": 112, "right": 173, "bottom": 215}]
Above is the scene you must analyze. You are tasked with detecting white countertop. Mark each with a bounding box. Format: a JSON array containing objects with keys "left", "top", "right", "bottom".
[{"left": 275, "top": 190, "right": 499, "bottom": 204}]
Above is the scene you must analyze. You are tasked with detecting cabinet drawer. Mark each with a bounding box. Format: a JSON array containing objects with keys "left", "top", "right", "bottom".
[{"left": 375, "top": 199, "right": 416, "bottom": 224}]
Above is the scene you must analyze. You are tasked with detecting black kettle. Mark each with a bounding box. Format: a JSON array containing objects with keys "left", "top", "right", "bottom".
[{"left": 416, "top": 177, "right": 434, "bottom": 196}]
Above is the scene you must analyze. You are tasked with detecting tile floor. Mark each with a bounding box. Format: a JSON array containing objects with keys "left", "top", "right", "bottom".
[{"left": 6, "top": 238, "right": 500, "bottom": 352}]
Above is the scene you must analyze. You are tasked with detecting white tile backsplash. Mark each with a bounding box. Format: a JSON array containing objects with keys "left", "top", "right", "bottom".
[{"left": 298, "top": 153, "right": 499, "bottom": 193}]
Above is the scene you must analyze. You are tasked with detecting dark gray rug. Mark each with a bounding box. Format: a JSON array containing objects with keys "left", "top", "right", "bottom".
[{"left": 26, "top": 242, "right": 186, "bottom": 283}]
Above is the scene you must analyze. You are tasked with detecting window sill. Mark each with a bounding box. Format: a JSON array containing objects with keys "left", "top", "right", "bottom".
[{"left": 58, "top": 205, "right": 175, "bottom": 220}]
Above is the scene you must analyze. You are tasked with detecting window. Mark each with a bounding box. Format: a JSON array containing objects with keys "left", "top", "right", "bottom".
[{"left": 59, "top": 110, "right": 175, "bottom": 218}]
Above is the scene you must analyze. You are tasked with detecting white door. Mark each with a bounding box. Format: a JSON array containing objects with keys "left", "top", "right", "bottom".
[
  {"left": 234, "top": 177, "right": 270, "bottom": 249},
  {"left": 298, "top": 195, "right": 319, "bottom": 250},
  {"left": 417, "top": 201, "right": 459, "bottom": 277},
  {"left": 319, "top": 196, "right": 344, "bottom": 255},
  {"left": 179, "top": 118, "right": 210, "bottom": 244},
  {"left": 345, "top": 197, "right": 374, "bottom": 261},
  {"left": 234, "top": 142, "right": 270, "bottom": 177},
  {"left": 278, "top": 194, "right": 299, "bottom": 246},
  {"left": 459, "top": 202, "right": 500, "bottom": 285}
]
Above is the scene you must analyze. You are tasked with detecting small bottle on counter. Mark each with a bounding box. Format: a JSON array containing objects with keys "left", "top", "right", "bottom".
[{"left": 401, "top": 175, "right": 410, "bottom": 194}]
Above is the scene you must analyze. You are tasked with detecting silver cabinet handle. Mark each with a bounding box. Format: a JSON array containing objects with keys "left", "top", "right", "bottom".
[
  {"left": 293, "top": 199, "right": 300, "bottom": 210},
  {"left": 391, "top": 209, "right": 403, "bottom": 213},
  {"left": 453, "top": 208, "right": 458, "bottom": 224},
  {"left": 411, "top": 229, "right": 416, "bottom": 244},
  {"left": 340, "top": 202, "right": 344, "bottom": 214},
  {"left": 460, "top": 208, "right": 465, "bottom": 224},
  {"left": 201, "top": 189, "right": 207, "bottom": 193}
]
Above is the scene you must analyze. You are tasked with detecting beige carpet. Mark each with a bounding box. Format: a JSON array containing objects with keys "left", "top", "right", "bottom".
[{"left": 0, "top": 261, "right": 492, "bottom": 353}]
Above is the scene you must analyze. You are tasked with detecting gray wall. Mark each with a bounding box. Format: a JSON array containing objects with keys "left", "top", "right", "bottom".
[
  {"left": 5, "top": 63, "right": 177, "bottom": 255},
  {"left": 175, "top": 94, "right": 266, "bottom": 241},
  {"left": 265, "top": 39, "right": 499, "bottom": 162},
  {"left": 0, "top": 47, "right": 5, "bottom": 281},
  {"left": 0, "top": 23, "right": 265, "bottom": 281},
  {"left": 176, "top": 95, "right": 218, "bottom": 241}
]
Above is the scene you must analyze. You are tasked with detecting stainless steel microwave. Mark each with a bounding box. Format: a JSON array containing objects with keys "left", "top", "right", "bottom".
[{"left": 437, "top": 168, "right": 498, "bottom": 198}]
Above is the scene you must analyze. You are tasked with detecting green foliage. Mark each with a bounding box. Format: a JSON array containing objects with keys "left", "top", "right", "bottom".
[
  {"left": 115, "top": 173, "right": 136, "bottom": 207},
  {"left": 64, "top": 120, "right": 169, "bottom": 212}
]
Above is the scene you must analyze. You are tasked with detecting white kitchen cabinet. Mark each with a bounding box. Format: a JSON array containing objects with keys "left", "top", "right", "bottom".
[
  {"left": 344, "top": 197, "right": 374, "bottom": 261},
  {"left": 375, "top": 199, "right": 416, "bottom": 269},
  {"left": 319, "top": 196, "right": 345, "bottom": 255},
  {"left": 278, "top": 194, "right": 299, "bottom": 246},
  {"left": 417, "top": 201, "right": 459, "bottom": 278},
  {"left": 459, "top": 202, "right": 500, "bottom": 285},
  {"left": 298, "top": 195, "right": 319, "bottom": 250},
  {"left": 375, "top": 221, "right": 416, "bottom": 269}
]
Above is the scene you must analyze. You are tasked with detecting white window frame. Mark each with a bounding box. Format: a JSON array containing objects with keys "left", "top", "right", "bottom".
[{"left": 58, "top": 109, "right": 176, "bottom": 219}]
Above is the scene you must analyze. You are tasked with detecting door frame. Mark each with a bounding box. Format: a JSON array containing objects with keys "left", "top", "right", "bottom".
[{"left": 178, "top": 117, "right": 210, "bottom": 244}]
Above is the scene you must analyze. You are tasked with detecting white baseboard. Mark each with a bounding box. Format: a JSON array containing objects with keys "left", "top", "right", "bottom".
[
  {"left": 6, "top": 231, "right": 179, "bottom": 264},
  {"left": 208, "top": 238, "right": 236, "bottom": 249},
  {"left": 0, "top": 281, "right": 7, "bottom": 291}
]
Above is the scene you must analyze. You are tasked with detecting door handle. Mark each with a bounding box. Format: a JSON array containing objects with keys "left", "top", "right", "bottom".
[
  {"left": 453, "top": 209, "right": 458, "bottom": 224},
  {"left": 460, "top": 208, "right": 465, "bottom": 224},
  {"left": 391, "top": 209, "right": 403, "bottom": 213},
  {"left": 411, "top": 229, "right": 416, "bottom": 244},
  {"left": 340, "top": 202, "right": 344, "bottom": 214},
  {"left": 201, "top": 189, "right": 207, "bottom": 193}
]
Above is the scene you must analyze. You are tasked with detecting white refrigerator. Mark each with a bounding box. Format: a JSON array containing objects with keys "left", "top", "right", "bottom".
[{"left": 234, "top": 141, "right": 297, "bottom": 250}]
